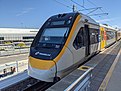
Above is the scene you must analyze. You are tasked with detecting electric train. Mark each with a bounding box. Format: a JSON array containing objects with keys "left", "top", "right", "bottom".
[{"left": 28, "top": 12, "right": 121, "bottom": 82}]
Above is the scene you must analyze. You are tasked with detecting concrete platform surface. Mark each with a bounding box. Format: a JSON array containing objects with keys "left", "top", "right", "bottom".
[{"left": 105, "top": 49, "right": 121, "bottom": 91}]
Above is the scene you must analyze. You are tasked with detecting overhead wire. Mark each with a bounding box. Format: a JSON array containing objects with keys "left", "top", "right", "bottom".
[
  {"left": 87, "top": 8, "right": 100, "bottom": 15},
  {"left": 83, "top": 0, "right": 85, "bottom": 7},
  {"left": 89, "top": 13, "right": 108, "bottom": 16},
  {"left": 52, "top": 0, "right": 108, "bottom": 18},
  {"left": 70, "top": 0, "right": 86, "bottom": 9},
  {"left": 86, "top": 0, "right": 109, "bottom": 19},
  {"left": 52, "top": 0, "right": 72, "bottom": 9},
  {"left": 86, "top": 0, "right": 105, "bottom": 13},
  {"left": 79, "top": 7, "right": 102, "bottom": 11}
]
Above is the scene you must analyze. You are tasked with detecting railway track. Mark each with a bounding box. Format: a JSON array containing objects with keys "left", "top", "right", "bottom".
[
  {"left": 0, "top": 76, "right": 39, "bottom": 91},
  {"left": 23, "top": 81, "right": 54, "bottom": 91}
]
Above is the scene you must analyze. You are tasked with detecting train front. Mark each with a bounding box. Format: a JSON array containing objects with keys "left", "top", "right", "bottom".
[{"left": 28, "top": 12, "right": 80, "bottom": 82}]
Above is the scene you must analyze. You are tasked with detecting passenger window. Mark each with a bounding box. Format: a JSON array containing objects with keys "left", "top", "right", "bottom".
[
  {"left": 73, "top": 28, "right": 84, "bottom": 50},
  {"left": 90, "top": 28, "right": 99, "bottom": 44}
]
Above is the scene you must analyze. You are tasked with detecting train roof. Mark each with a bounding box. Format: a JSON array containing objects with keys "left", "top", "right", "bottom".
[
  {"left": 80, "top": 12, "right": 99, "bottom": 26},
  {"left": 100, "top": 24, "right": 118, "bottom": 31},
  {"left": 52, "top": 12, "right": 99, "bottom": 26}
]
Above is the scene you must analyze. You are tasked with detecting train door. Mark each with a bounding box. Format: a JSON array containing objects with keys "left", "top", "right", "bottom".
[
  {"left": 104, "top": 30, "right": 107, "bottom": 46},
  {"left": 89, "top": 27, "right": 100, "bottom": 54},
  {"left": 100, "top": 27, "right": 106, "bottom": 49},
  {"left": 84, "top": 24, "right": 90, "bottom": 56},
  {"left": 115, "top": 31, "right": 118, "bottom": 41},
  {"left": 73, "top": 26, "right": 85, "bottom": 64}
]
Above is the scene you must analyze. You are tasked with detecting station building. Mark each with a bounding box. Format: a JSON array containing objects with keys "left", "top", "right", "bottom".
[{"left": 0, "top": 28, "right": 38, "bottom": 44}]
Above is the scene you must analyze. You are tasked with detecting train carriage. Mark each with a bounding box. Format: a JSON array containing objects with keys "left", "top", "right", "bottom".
[
  {"left": 100, "top": 24, "right": 117, "bottom": 48},
  {"left": 28, "top": 12, "right": 121, "bottom": 82},
  {"left": 28, "top": 12, "right": 101, "bottom": 82},
  {"left": 106, "top": 26, "right": 116, "bottom": 47}
]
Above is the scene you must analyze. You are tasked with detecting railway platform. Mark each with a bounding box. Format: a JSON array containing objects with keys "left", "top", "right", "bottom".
[
  {"left": 47, "top": 41, "right": 121, "bottom": 91},
  {"left": 99, "top": 47, "right": 121, "bottom": 91}
]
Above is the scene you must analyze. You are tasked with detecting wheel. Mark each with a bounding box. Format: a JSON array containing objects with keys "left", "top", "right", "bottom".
[{"left": 53, "top": 77, "right": 60, "bottom": 83}]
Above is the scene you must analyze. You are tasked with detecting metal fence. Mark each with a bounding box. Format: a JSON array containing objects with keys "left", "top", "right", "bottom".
[
  {"left": 0, "top": 60, "right": 28, "bottom": 79},
  {"left": 0, "top": 47, "right": 29, "bottom": 56},
  {"left": 64, "top": 68, "right": 93, "bottom": 91}
]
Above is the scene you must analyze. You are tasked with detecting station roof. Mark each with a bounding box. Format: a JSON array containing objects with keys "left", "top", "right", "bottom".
[{"left": 0, "top": 28, "right": 39, "bottom": 34}]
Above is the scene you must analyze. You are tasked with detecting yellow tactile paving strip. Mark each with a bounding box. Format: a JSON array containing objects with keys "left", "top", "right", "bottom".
[{"left": 78, "top": 65, "right": 91, "bottom": 71}]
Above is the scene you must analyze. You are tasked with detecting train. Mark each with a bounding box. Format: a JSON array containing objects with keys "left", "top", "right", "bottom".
[{"left": 28, "top": 12, "right": 121, "bottom": 82}]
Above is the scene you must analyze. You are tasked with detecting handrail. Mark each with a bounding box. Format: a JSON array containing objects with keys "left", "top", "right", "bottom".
[{"left": 64, "top": 67, "right": 93, "bottom": 91}]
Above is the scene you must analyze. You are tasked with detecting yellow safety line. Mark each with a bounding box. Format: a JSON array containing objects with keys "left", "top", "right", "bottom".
[
  {"left": 98, "top": 47, "right": 121, "bottom": 91},
  {"left": 78, "top": 65, "right": 91, "bottom": 71}
]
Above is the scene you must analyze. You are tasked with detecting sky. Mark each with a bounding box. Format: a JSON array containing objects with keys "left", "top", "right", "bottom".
[{"left": 0, "top": 0, "right": 121, "bottom": 28}]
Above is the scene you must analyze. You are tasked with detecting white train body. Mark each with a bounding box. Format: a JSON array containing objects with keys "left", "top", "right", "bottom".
[{"left": 28, "top": 12, "right": 103, "bottom": 82}]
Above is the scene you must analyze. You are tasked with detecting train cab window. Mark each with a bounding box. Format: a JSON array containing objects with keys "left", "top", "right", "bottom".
[
  {"left": 73, "top": 28, "right": 84, "bottom": 50},
  {"left": 39, "top": 27, "right": 69, "bottom": 44}
]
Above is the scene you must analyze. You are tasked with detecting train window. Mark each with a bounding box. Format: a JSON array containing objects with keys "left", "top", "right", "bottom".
[
  {"left": 23, "top": 36, "right": 35, "bottom": 39},
  {"left": 39, "top": 27, "right": 69, "bottom": 44},
  {"left": 0, "top": 37, "right": 4, "bottom": 40},
  {"left": 50, "top": 21, "right": 65, "bottom": 25},
  {"left": 73, "top": 27, "right": 84, "bottom": 50},
  {"left": 90, "top": 29, "right": 99, "bottom": 44},
  {"left": 106, "top": 31, "right": 115, "bottom": 40}
]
